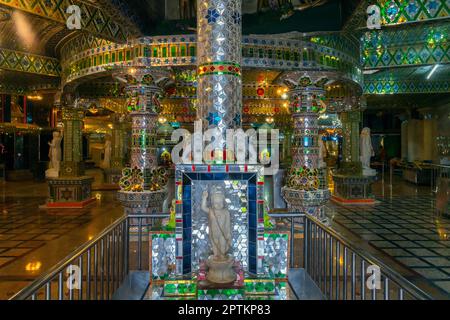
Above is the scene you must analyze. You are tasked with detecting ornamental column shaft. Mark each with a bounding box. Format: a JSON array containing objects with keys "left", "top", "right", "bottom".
[
  {"left": 282, "top": 74, "right": 331, "bottom": 223},
  {"left": 116, "top": 67, "right": 169, "bottom": 217},
  {"left": 197, "top": 0, "right": 242, "bottom": 156},
  {"left": 104, "top": 113, "right": 127, "bottom": 185},
  {"left": 61, "top": 108, "right": 85, "bottom": 177},
  {"left": 341, "top": 111, "right": 361, "bottom": 164},
  {"left": 123, "top": 70, "right": 164, "bottom": 190},
  {"left": 111, "top": 115, "right": 126, "bottom": 169},
  {"left": 46, "top": 99, "right": 94, "bottom": 208}
]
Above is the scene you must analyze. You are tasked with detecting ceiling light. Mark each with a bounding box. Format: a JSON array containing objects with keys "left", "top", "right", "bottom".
[
  {"left": 426, "top": 64, "right": 440, "bottom": 80},
  {"left": 363, "top": 69, "right": 380, "bottom": 75}
]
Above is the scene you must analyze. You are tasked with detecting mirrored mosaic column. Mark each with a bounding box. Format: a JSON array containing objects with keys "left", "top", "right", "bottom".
[
  {"left": 281, "top": 74, "right": 331, "bottom": 222},
  {"left": 61, "top": 107, "right": 85, "bottom": 177},
  {"left": 47, "top": 95, "right": 94, "bottom": 208},
  {"left": 197, "top": 0, "right": 242, "bottom": 160},
  {"left": 340, "top": 111, "right": 362, "bottom": 172},
  {"left": 333, "top": 104, "right": 376, "bottom": 204},
  {"left": 104, "top": 113, "right": 127, "bottom": 185},
  {"left": 116, "top": 67, "right": 170, "bottom": 216}
]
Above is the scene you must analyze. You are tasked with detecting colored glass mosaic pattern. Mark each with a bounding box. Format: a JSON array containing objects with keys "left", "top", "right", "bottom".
[
  {"left": 175, "top": 164, "right": 265, "bottom": 276},
  {"left": 263, "top": 233, "right": 290, "bottom": 279},
  {"left": 150, "top": 232, "right": 176, "bottom": 281}
]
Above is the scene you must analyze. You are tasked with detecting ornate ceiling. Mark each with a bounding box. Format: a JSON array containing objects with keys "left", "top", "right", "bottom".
[{"left": 0, "top": 0, "right": 448, "bottom": 110}]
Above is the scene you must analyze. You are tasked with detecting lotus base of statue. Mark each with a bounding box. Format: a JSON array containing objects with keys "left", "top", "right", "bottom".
[{"left": 206, "top": 255, "right": 235, "bottom": 284}]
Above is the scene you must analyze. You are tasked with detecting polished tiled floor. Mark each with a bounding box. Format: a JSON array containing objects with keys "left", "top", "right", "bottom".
[
  {"left": 328, "top": 175, "right": 450, "bottom": 297},
  {"left": 0, "top": 170, "right": 123, "bottom": 299}
]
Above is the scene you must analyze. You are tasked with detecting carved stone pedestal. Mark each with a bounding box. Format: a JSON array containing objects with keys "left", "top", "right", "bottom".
[
  {"left": 206, "top": 255, "right": 236, "bottom": 284},
  {"left": 332, "top": 174, "right": 376, "bottom": 204},
  {"left": 46, "top": 176, "right": 95, "bottom": 208}
]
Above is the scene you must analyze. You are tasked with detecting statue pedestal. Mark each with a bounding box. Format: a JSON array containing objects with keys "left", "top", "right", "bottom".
[
  {"left": 282, "top": 187, "right": 331, "bottom": 222},
  {"left": 332, "top": 174, "right": 376, "bottom": 205},
  {"left": 206, "top": 256, "right": 236, "bottom": 284},
  {"left": 118, "top": 190, "right": 167, "bottom": 237},
  {"left": 117, "top": 190, "right": 167, "bottom": 215},
  {"left": 45, "top": 176, "right": 95, "bottom": 209}
]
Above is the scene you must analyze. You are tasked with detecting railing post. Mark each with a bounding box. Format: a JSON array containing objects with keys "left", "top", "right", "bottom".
[
  {"left": 290, "top": 217, "right": 295, "bottom": 268},
  {"left": 303, "top": 216, "right": 308, "bottom": 271}
]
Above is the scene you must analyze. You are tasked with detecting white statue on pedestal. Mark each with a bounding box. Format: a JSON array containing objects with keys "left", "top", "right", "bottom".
[
  {"left": 100, "top": 135, "right": 112, "bottom": 169},
  {"left": 46, "top": 130, "right": 63, "bottom": 179},
  {"left": 318, "top": 138, "right": 327, "bottom": 169},
  {"left": 360, "top": 127, "right": 376, "bottom": 176},
  {"left": 201, "top": 188, "right": 235, "bottom": 284}
]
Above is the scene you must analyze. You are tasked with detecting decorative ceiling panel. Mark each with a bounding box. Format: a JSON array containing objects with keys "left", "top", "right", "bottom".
[
  {"left": 361, "top": 23, "right": 449, "bottom": 68},
  {"left": 0, "top": 0, "right": 138, "bottom": 43}
]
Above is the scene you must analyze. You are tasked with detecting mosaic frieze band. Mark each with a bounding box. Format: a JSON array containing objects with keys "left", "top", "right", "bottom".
[
  {"left": 60, "top": 35, "right": 362, "bottom": 85},
  {"left": 361, "top": 23, "right": 450, "bottom": 68},
  {"left": 0, "top": 48, "right": 60, "bottom": 77},
  {"left": 364, "top": 79, "right": 450, "bottom": 94}
]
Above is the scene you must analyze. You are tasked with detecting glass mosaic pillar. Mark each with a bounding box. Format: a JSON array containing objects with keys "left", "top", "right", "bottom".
[
  {"left": 60, "top": 108, "right": 85, "bottom": 177},
  {"left": 340, "top": 111, "right": 362, "bottom": 173},
  {"left": 111, "top": 113, "right": 126, "bottom": 170},
  {"left": 104, "top": 113, "right": 127, "bottom": 185},
  {"left": 333, "top": 108, "right": 375, "bottom": 204},
  {"left": 116, "top": 67, "right": 170, "bottom": 216},
  {"left": 281, "top": 74, "right": 331, "bottom": 222},
  {"left": 46, "top": 99, "right": 94, "bottom": 208},
  {"left": 197, "top": 0, "right": 242, "bottom": 161}
]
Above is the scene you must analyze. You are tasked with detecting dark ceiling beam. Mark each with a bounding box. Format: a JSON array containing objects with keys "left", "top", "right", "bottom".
[{"left": 0, "top": 0, "right": 139, "bottom": 43}]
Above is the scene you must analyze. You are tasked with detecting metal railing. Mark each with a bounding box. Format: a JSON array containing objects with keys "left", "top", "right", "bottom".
[
  {"left": 10, "top": 214, "right": 168, "bottom": 301},
  {"left": 303, "top": 216, "right": 434, "bottom": 300},
  {"left": 430, "top": 164, "right": 450, "bottom": 194},
  {"left": 11, "top": 213, "right": 434, "bottom": 300},
  {"left": 269, "top": 212, "right": 435, "bottom": 300}
]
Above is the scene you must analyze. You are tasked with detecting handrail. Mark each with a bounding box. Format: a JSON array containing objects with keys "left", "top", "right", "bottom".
[
  {"left": 306, "top": 215, "right": 434, "bottom": 300},
  {"left": 10, "top": 213, "right": 169, "bottom": 301},
  {"left": 10, "top": 211, "right": 435, "bottom": 300},
  {"left": 428, "top": 163, "right": 450, "bottom": 169},
  {"left": 269, "top": 211, "right": 435, "bottom": 300}
]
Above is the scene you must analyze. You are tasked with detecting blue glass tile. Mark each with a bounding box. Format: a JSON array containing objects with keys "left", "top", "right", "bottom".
[
  {"left": 249, "top": 175, "right": 257, "bottom": 184},
  {"left": 183, "top": 241, "right": 191, "bottom": 255},
  {"left": 249, "top": 186, "right": 256, "bottom": 200},
  {"left": 182, "top": 185, "right": 191, "bottom": 199},
  {"left": 249, "top": 215, "right": 256, "bottom": 228},
  {"left": 183, "top": 175, "right": 192, "bottom": 185},
  {"left": 249, "top": 201, "right": 256, "bottom": 215},
  {"left": 183, "top": 203, "right": 191, "bottom": 213},
  {"left": 249, "top": 227, "right": 257, "bottom": 240},
  {"left": 186, "top": 173, "right": 198, "bottom": 180},
  {"left": 183, "top": 228, "right": 191, "bottom": 240},
  {"left": 183, "top": 217, "right": 191, "bottom": 228},
  {"left": 228, "top": 173, "right": 242, "bottom": 180},
  {"left": 200, "top": 173, "right": 214, "bottom": 180},
  {"left": 249, "top": 243, "right": 256, "bottom": 257},
  {"left": 213, "top": 173, "right": 226, "bottom": 180},
  {"left": 183, "top": 256, "right": 191, "bottom": 274},
  {"left": 249, "top": 256, "right": 257, "bottom": 274}
]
